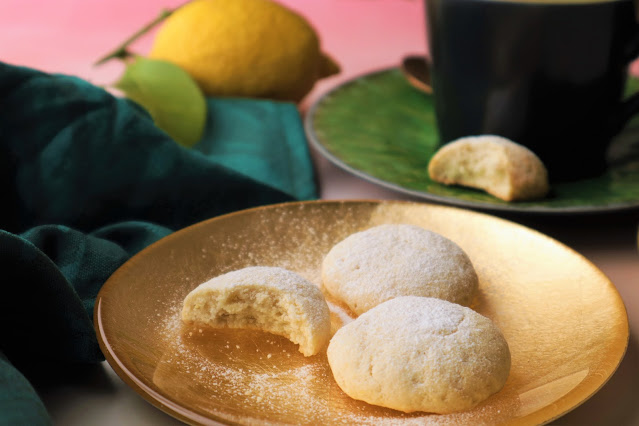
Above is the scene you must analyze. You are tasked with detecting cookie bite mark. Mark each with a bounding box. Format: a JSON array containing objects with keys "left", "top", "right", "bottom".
[
  {"left": 428, "top": 135, "right": 549, "bottom": 201},
  {"left": 182, "top": 266, "right": 331, "bottom": 356}
]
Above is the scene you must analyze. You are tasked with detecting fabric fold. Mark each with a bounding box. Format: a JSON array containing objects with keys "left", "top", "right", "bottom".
[{"left": 0, "top": 62, "right": 317, "bottom": 425}]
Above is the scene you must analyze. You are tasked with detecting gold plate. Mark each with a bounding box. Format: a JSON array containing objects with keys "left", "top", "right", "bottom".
[{"left": 94, "top": 200, "right": 629, "bottom": 425}]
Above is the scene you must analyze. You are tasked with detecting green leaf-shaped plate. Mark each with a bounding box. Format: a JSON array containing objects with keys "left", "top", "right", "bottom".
[{"left": 305, "top": 68, "right": 639, "bottom": 214}]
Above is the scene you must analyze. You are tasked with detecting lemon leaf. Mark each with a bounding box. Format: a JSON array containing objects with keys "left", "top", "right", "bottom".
[{"left": 115, "top": 56, "right": 206, "bottom": 147}]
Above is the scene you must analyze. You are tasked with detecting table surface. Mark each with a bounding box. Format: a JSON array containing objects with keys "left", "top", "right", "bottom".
[{"left": 3, "top": 1, "right": 639, "bottom": 425}]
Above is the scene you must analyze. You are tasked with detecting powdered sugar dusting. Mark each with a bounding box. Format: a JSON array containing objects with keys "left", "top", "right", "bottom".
[
  {"left": 142, "top": 202, "right": 514, "bottom": 425},
  {"left": 153, "top": 289, "right": 510, "bottom": 425},
  {"left": 322, "top": 224, "right": 478, "bottom": 315}
]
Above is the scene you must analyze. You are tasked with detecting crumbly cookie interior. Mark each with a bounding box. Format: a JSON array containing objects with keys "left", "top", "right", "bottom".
[{"left": 182, "top": 266, "right": 331, "bottom": 356}]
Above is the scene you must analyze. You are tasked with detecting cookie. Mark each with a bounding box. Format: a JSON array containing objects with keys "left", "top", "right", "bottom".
[
  {"left": 327, "top": 296, "right": 511, "bottom": 413},
  {"left": 321, "top": 224, "right": 478, "bottom": 315},
  {"left": 428, "top": 135, "right": 550, "bottom": 201},
  {"left": 182, "top": 266, "right": 331, "bottom": 356}
]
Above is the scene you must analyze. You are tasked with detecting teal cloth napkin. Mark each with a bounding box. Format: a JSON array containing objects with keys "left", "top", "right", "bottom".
[{"left": 0, "top": 62, "right": 317, "bottom": 425}]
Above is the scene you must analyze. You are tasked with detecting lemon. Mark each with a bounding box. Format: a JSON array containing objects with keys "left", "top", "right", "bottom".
[{"left": 149, "top": 0, "right": 339, "bottom": 102}]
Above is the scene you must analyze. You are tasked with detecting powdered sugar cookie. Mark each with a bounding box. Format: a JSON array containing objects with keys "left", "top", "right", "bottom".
[
  {"left": 182, "top": 266, "right": 331, "bottom": 356},
  {"left": 428, "top": 135, "right": 549, "bottom": 201},
  {"left": 321, "top": 224, "right": 478, "bottom": 315},
  {"left": 327, "top": 296, "right": 511, "bottom": 413}
]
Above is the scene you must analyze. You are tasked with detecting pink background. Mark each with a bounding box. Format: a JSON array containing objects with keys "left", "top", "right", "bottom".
[
  {"left": 0, "top": 0, "right": 427, "bottom": 109},
  {"left": 2, "top": 2, "right": 639, "bottom": 425},
  {"left": 3, "top": 0, "right": 638, "bottom": 107}
]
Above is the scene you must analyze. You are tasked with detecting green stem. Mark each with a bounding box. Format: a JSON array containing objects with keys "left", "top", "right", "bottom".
[{"left": 94, "top": 2, "right": 190, "bottom": 66}]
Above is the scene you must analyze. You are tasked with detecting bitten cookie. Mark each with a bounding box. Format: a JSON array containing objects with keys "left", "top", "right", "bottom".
[
  {"left": 428, "top": 135, "right": 549, "bottom": 201},
  {"left": 327, "top": 296, "right": 511, "bottom": 413},
  {"left": 321, "top": 224, "right": 478, "bottom": 315},
  {"left": 182, "top": 266, "right": 331, "bottom": 356}
]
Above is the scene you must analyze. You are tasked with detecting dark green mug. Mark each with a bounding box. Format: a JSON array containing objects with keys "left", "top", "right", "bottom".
[{"left": 426, "top": 0, "right": 639, "bottom": 181}]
